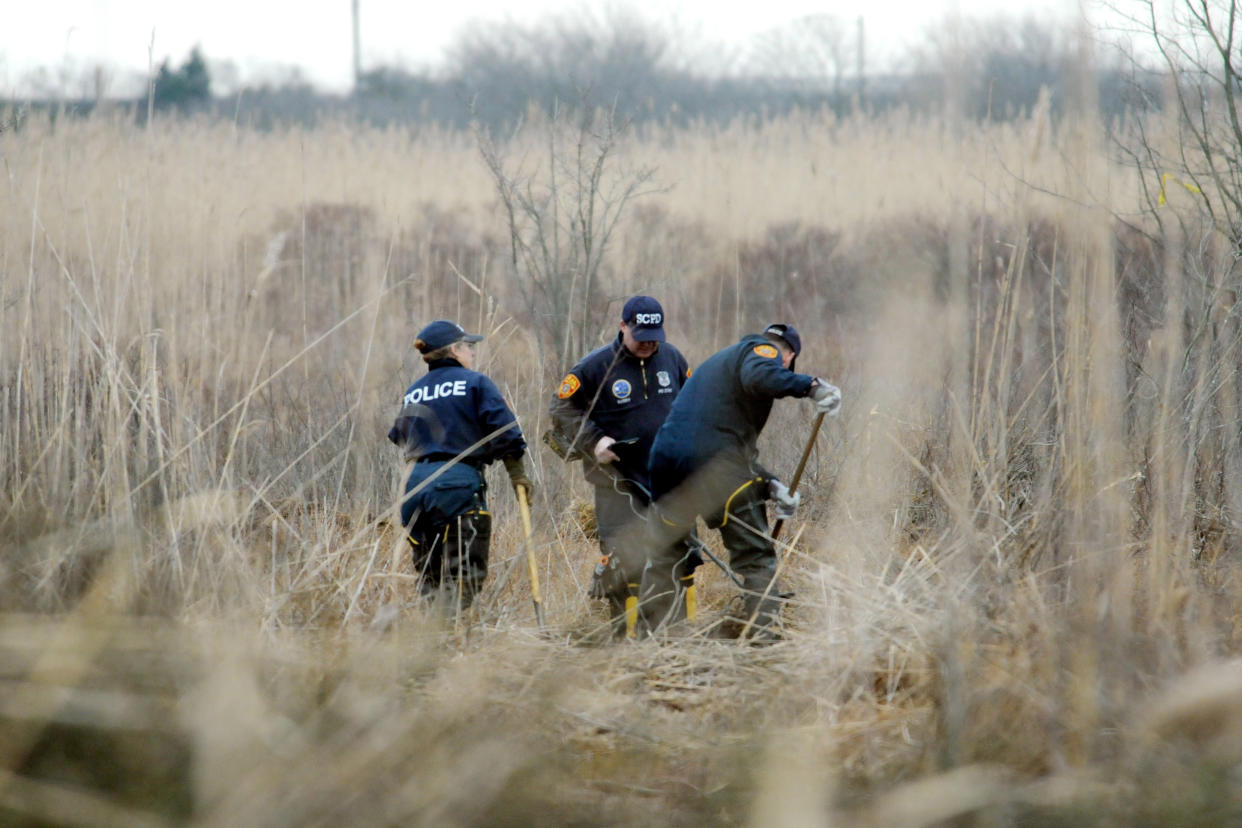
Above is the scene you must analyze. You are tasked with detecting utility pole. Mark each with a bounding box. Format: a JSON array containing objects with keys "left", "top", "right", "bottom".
[
  {"left": 856, "top": 15, "right": 865, "bottom": 108},
  {"left": 352, "top": 0, "right": 362, "bottom": 91}
]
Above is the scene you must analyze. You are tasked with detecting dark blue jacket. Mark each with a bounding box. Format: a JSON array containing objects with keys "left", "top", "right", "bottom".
[
  {"left": 649, "top": 334, "right": 814, "bottom": 500},
  {"left": 388, "top": 359, "right": 526, "bottom": 466},
  {"left": 550, "top": 334, "right": 690, "bottom": 493}
]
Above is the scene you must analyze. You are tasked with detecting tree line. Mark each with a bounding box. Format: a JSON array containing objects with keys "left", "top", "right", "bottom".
[{"left": 7, "top": 11, "right": 1166, "bottom": 131}]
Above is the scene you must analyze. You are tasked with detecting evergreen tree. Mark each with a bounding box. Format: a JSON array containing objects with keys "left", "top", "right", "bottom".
[{"left": 153, "top": 47, "right": 211, "bottom": 111}]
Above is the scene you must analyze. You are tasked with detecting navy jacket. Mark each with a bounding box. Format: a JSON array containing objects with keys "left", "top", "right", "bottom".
[
  {"left": 550, "top": 334, "right": 690, "bottom": 493},
  {"left": 388, "top": 359, "right": 526, "bottom": 467},
  {"left": 649, "top": 334, "right": 814, "bottom": 500}
]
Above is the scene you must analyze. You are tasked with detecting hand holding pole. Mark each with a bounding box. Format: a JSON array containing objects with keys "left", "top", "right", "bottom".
[{"left": 772, "top": 411, "right": 825, "bottom": 541}]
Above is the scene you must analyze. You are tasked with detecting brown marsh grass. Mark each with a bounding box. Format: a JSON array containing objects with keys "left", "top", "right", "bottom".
[{"left": 2, "top": 100, "right": 1241, "bottom": 825}]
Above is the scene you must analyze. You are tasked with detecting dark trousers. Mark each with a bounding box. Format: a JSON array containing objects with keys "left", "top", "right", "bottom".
[
  {"left": 593, "top": 479, "right": 650, "bottom": 628},
  {"left": 402, "top": 461, "right": 491, "bottom": 610},
  {"left": 640, "top": 475, "right": 779, "bottom": 634},
  {"left": 407, "top": 500, "right": 492, "bottom": 610}
]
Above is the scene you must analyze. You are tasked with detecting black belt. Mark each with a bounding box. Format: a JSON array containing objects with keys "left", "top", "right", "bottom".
[{"left": 416, "top": 453, "right": 482, "bottom": 468}]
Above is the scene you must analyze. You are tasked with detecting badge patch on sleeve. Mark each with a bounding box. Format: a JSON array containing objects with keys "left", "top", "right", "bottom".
[
  {"left": 753, "top": 344, "right": 779, "bottom": 359},
  {"left": 557, "top": 374, "right": 581, "bottom": 399}
]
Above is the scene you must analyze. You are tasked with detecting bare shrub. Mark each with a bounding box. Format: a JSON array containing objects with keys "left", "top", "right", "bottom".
[{"left": 477, "top": 99, "right": 660, "bottom": 371}]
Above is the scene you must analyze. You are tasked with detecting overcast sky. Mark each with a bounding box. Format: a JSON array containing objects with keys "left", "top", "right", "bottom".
[{"left": 5, "top": 0, "right": 1101, "bottom": 97}]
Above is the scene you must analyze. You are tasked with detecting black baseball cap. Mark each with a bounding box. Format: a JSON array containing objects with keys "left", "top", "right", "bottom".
[
  {"left": 622, "top": 296, "right": 666, "bottom": 343},
  {"left": 414, "top": 319, "right": 484, "bottom": 352},
  {"left": 764, "top": 323, "right": 802, "bottom": 368}
]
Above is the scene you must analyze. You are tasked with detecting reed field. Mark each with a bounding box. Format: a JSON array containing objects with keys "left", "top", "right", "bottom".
[{"left": 2, "top": 96, "right": 1242, "bottom": 826}]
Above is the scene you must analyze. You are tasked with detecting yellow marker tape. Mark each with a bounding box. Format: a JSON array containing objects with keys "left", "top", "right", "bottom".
[
  {"left": 683, "top": 581, "right": 697, "bottom": 621},
  {"left": 1159, "top": 172, "right": 1202, "bottom": 205},
  {"left": 625, "top": 596, "right": 639, "bottom": 639}
]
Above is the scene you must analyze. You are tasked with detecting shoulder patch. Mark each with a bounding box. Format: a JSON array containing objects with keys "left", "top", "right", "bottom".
[
  {"left": 753, "top": 344, "right": 779, "bottom": 359},
  {"left": 557, "top": 373, "right": 581, "bottom": 399}
]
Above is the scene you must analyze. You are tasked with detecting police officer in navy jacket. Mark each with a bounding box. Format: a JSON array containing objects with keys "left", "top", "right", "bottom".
[
  {"left": 388, "top": 319, "right": 532, "bottom": 611},
  {"left": 640, "top": 323, "right": 842, "bottom": 640},
  {"left": 549, "top": 296, "right": 691, "bottom": 636}
]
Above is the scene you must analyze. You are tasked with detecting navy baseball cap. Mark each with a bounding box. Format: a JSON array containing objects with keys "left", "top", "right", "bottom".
[
  {"left": 622, "top": 296, "right": 666, "bottom": 343},
  {"left": 764, "top": 323, "right": 802, "bottom": 364},
  {"left": 414, "top": 319, "right": 484, "bottom": 352}
]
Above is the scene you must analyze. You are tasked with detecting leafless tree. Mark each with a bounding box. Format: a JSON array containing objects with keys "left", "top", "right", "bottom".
[
  {"left": 745, "top": 14, "right": 854, "bottom": 99},
  {"left": 1108, "top": 0, "right": 1241, "bottom": 252},
  {"left": 1105, "top": 0, "right": 1242, "bottom": 560},
  {"left": 448, "top": 8, "right": 685, "bottom": 128},
  {"left": 905, "top": 13, "right": 1073, "bottom": 119},
  {"left": 475, "top": 98, "right": 660, "bottom": 371}
]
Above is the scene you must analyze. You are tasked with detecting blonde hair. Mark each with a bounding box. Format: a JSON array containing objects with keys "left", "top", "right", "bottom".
[{"left": 419, "top": 344, "right": 455, "bottom": 363}]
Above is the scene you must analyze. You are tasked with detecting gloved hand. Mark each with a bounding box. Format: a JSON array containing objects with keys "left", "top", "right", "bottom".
[
  {"left": 502, "top": 454, "right": 535, "bottom": 498},
  {"left": 768, "top": 478, "right": 801, "bottom": 520},
  {"left": 811, "top": 379, "right": 842, "bottom": 417},
  {"left": 594, "top": 436, "right": 620, "bottom": 464}
]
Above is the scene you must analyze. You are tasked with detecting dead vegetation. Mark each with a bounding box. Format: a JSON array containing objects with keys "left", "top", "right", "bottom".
[{"left": 2, "top": 102, "right": 1241, "bottom": 824}]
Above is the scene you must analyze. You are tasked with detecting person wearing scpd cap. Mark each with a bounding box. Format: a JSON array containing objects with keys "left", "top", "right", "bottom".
[
  {"left": 639, "top": 323, "right": 842, "bottom": 641},
  {"left": 387, "top": 319, "right": 532, "bottom": 612},
  {"left": 548, "top": 296, "right": 692, "bottom": 638}
]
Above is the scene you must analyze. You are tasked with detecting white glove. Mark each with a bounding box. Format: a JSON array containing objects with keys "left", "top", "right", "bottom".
[
  {"left": 811, "top": 379, "right": 842, "bottom": 417},
  {"left": 594, "top": 436, "right": 620, "bottom": 464},
  {"left": 768, "top": 479, "right": 801, "bottom": 520}
]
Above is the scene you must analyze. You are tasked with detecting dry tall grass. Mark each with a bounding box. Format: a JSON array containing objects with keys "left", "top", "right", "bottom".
[{"left": 2, "top": 99, "right": 1241, "bottom": 826}]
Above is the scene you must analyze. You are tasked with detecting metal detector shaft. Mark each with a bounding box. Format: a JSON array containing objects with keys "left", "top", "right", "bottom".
[
  {"left": 772, "top": 411, "right": 825, "bottom": 541},
  {"left": 688, "top": 536, "right": 744, "bottom": 588},
  {"left": 516, "top": 486, "right": 546, "bottom": 630}
]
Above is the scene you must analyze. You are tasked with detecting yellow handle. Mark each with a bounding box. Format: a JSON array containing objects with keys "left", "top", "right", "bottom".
[{"left": 517, "top": 486, "right": 546, "bottom": 629}]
